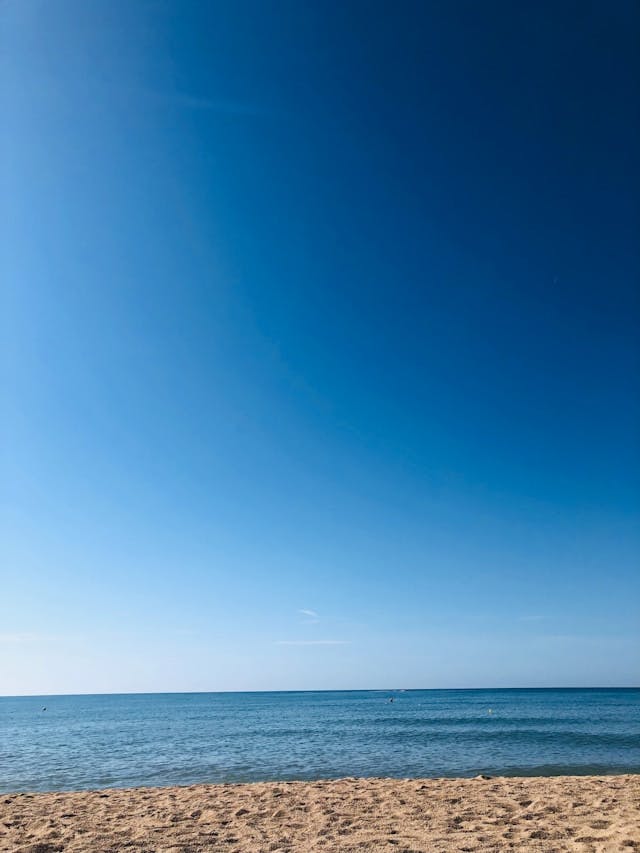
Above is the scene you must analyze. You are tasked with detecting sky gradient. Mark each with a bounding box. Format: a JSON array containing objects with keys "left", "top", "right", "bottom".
[{"left": 1, "top": 0, "right": 639, "bottom": 694}]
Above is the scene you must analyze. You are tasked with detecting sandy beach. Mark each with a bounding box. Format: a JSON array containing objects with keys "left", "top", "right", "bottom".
[{"left": 2, "top": 774, "right": 639, "bottom": 853}]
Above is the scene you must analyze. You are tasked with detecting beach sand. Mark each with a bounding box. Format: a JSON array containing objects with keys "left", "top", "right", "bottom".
[{"left": 1, "top": 774, "right": 639, "bottom": 852}]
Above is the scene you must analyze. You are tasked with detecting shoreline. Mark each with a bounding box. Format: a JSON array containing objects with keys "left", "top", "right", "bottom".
[
  {"left": 3, "top": 769, "right": 640, "bottom": 797},
  {"left": 2, "top": 774, "right": 639, "bottom": 852}
]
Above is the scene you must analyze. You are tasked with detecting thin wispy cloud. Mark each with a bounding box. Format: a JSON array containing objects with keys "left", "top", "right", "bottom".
[
  {"left": 142, "top": 88, "right": 272, "bottom": 118},
  {"left": 174, "top": 94, "right": 270, "bottom": 116},
  {"left": 274, "top": 640, "right": 350, "bottom": 646},
  {"left": 0, "top": 633, "right": 50, "bottom": 644},
  {"left": 298, "top": 608, "right": 320, "bottom": 624},
  {"left": 299, "top": 609, "right": 318, "bottom": 618}
]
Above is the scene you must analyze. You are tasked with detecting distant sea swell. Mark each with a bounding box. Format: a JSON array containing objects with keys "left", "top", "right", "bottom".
[{"left": 1, "top": 688, "right": 638, "bottom": 792}]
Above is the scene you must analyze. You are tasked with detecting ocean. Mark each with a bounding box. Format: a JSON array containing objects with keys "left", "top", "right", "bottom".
[{"left": 1, "top": 688, "right": 638, "bottom": 792}]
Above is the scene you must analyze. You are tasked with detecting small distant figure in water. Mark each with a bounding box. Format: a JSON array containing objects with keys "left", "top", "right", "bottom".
[
  {"left": 388, "top": 697, "right": 394, "bottom": 703},
  {"left": 42, "top": 707, "right": 47, "bottom": 712}
]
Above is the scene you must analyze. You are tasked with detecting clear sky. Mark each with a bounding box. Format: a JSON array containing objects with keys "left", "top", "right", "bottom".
[{"left": 1, "top": 1, "right": 639, "bottom": 695}]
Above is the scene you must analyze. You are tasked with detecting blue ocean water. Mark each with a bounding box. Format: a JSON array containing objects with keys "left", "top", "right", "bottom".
[{"left": 1, "top": 689, "right": 638, "bottom": 792}]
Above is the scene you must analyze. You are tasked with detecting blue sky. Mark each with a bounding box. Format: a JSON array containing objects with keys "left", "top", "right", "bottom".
[{"left": 1, "top": 0, "right": 638, "bottom": 694}]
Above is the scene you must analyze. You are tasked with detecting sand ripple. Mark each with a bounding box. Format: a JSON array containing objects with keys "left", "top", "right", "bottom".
[{"left": 1, "top": 774, "right": 639, "bottom": 852}]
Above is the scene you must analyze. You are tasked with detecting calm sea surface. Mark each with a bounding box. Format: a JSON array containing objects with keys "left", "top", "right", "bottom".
[{"left": 1, "top": 689, "right": 638, "bottom": 792}]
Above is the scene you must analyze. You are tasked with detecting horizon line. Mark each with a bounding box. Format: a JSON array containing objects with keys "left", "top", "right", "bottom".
[{"left": 1, "top": 685, "right": 638, "bottom": 699}]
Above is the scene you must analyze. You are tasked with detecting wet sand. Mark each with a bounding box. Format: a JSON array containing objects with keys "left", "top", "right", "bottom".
[{"left": 2, "top": 774, "right": 639, "bottom": 852}]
